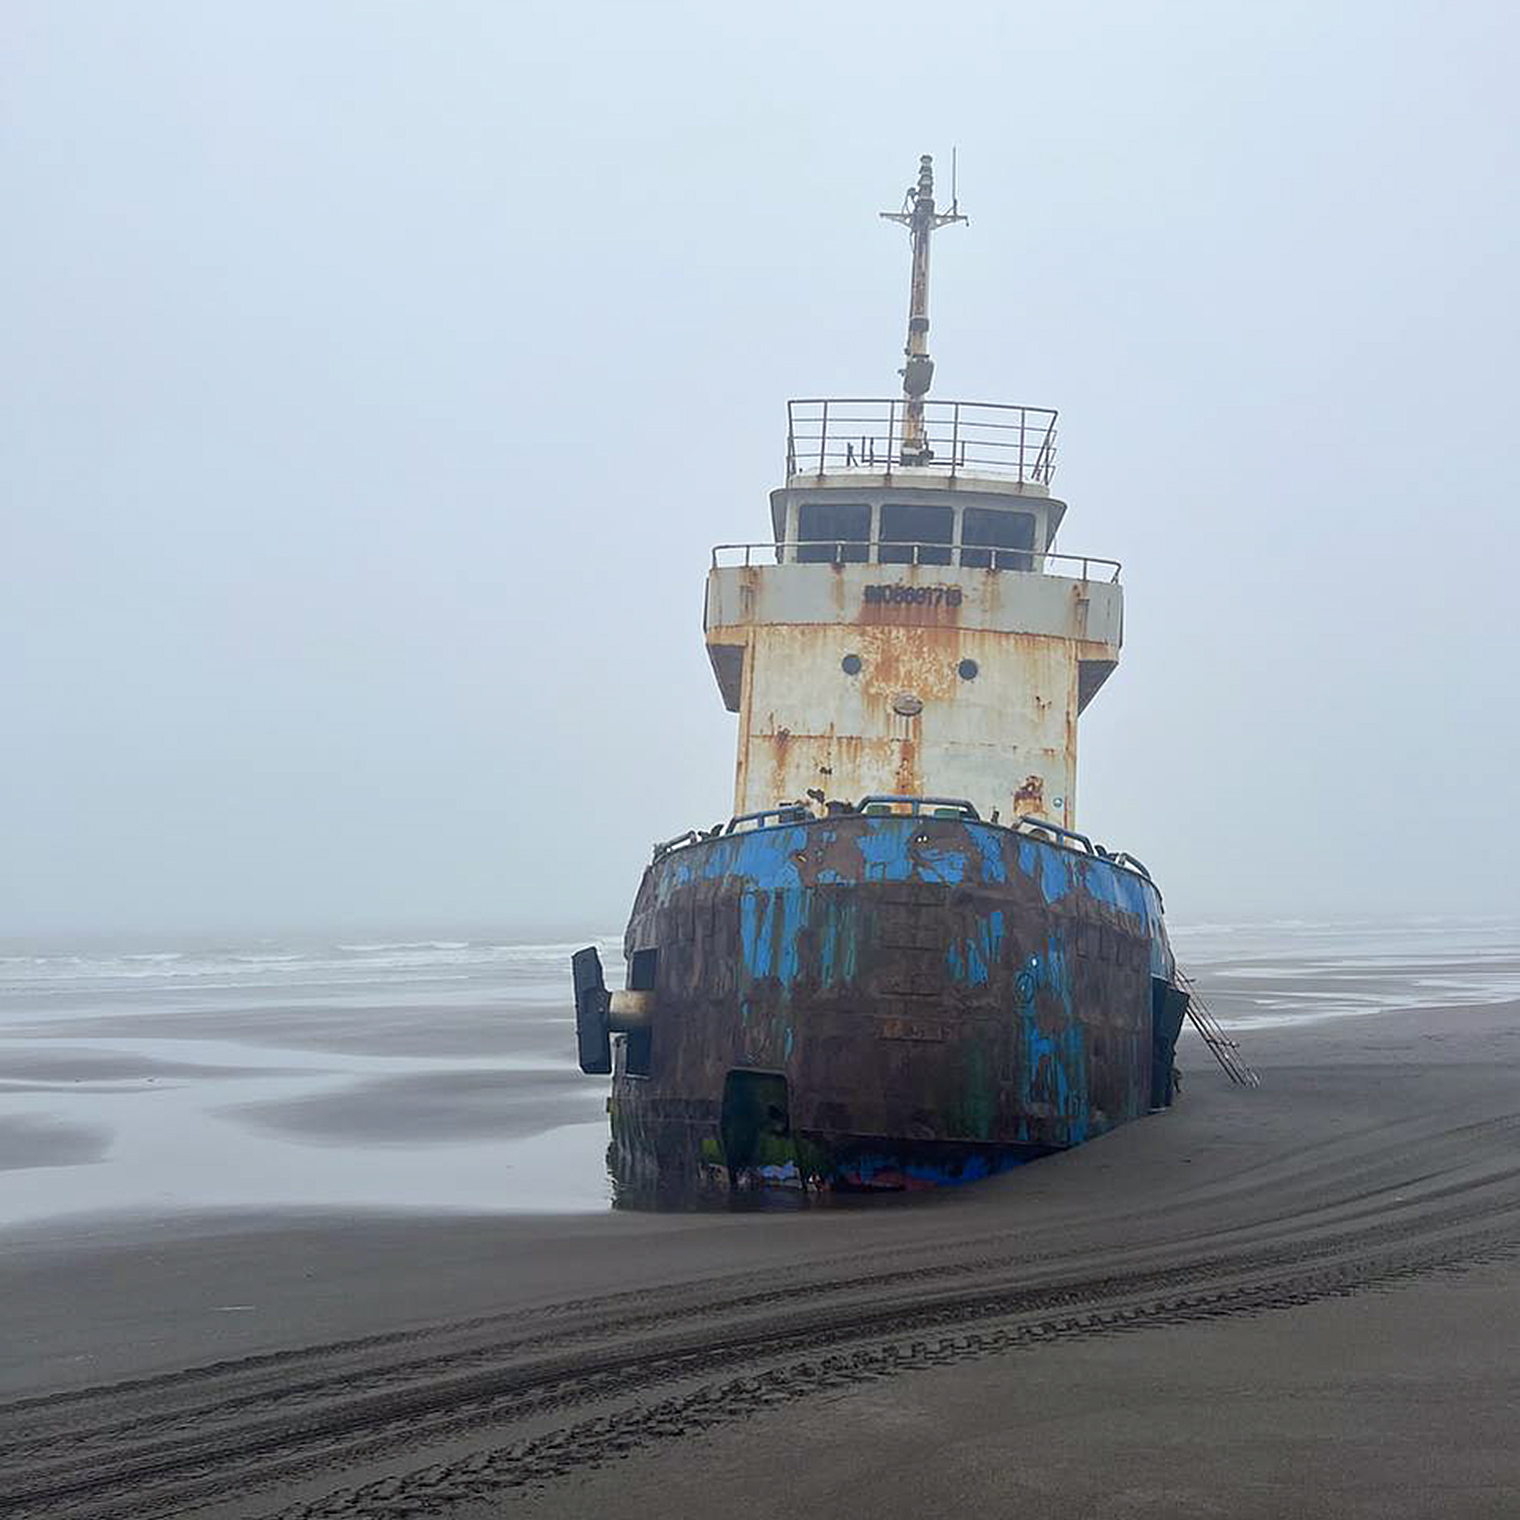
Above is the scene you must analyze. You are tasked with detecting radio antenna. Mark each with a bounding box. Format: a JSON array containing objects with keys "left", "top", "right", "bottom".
[{"left": 880, "top": 154, "right": 967, "bottom": 465}]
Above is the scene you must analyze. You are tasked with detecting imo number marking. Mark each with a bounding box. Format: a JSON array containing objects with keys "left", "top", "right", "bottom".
[{"left": 864, "top": 585, "right": 963, "bottom": 607}]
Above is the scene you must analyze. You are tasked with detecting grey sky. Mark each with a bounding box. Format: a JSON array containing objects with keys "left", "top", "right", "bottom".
[{"left": 3, "top": 1, "right": 1516, "bottom": 939}]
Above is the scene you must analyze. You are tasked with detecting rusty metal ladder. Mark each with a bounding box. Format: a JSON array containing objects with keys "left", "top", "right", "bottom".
[{"left": 1176, "top": 967, "right": 1261, "bottom": 1089}]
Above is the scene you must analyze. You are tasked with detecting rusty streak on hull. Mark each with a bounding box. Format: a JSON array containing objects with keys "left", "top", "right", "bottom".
[{"left": 608, "top": 813, "right": 1178, "bottom": 1196}]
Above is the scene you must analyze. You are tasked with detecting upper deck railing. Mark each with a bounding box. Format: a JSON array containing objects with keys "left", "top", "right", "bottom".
[
  {"left": 712, "top": 542, "right": 1121, "bottom": 582},
  {"left": 787, "top": 398, "right": 1059, "bottom": 485}
]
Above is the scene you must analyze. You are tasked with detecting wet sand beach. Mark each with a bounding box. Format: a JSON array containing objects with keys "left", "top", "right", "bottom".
[{"left": 1, "top": 927, "right": 1517, "bottom": 1517}]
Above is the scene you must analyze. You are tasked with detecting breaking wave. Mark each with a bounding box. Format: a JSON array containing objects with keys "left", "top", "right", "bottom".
[{"left": 0, "top": 935, "right": 626, "bottom": 999}]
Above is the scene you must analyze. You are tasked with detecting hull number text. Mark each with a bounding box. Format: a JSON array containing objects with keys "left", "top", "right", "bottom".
[{"left": 864, "top": 585, "right": 963, "bottom": 607}]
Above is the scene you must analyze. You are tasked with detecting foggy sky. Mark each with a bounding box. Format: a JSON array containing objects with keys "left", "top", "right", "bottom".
[{"left": 3, "top": 1, "right": 1516, "bottom": 940}]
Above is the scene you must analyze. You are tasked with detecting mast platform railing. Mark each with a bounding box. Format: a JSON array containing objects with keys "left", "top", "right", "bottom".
[{"left": 786, "top": 398, "right": 1059, "bottom": 485}]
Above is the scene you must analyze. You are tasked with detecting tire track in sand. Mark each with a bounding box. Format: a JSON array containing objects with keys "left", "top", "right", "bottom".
[{"left": 3, "top": 1159, "right": 1517, "bottom": 1520}]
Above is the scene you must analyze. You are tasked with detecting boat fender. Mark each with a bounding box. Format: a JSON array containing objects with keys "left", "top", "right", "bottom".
[{"left": 571, "top": 946, "right": 612, "bottom": 1075}]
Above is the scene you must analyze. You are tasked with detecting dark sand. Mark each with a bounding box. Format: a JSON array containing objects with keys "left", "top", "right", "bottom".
[
  {"left": 546, "top": 1265, "right": 1516, "bottom": 1520},
  {"left": 3, "top": 997, "right": 1517, "bottom": 1519}
]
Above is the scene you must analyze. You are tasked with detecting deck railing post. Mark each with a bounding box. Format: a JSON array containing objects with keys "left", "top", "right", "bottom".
[
  {"left": 818, "top": 401, "right": 829, "bottom": 478},
  {"left": 950, "top": 402, "right": 960, "bottom": 480}
]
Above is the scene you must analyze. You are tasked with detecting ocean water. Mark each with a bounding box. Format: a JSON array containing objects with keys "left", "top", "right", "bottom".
[
  {"left": 1170, "top": 916, "right": 1520, "bottom": 1029},
  {"left": 1, "top": 918, "right": 1516, "bottom": 1231}
]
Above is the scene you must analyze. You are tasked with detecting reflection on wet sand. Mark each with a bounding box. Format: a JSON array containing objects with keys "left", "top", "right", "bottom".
[
  {"left": 227, "top": 1067, "right": 607, "bottom": 1145},
  {"left": 0, "top": 1115, "right": 112, "bottom": 1171}
]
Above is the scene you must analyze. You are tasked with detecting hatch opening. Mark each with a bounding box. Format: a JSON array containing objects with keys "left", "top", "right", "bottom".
[{"left": 720, "top": 1070, "right": 795, "bottom": 1185}]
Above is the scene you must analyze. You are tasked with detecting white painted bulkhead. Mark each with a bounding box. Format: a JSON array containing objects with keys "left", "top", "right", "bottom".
[{"left": 705, "top": 474, "right": 1122, "bottom": 828}]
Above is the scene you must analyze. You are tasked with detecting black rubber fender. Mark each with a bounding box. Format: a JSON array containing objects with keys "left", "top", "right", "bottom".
[{"left": 572, "top": 946, "right": 612, "bottom": 1075}]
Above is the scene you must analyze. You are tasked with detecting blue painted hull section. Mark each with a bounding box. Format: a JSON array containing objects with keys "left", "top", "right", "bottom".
[{"left": 607, "top": 814, "right": 1179, "bottom": 1196}]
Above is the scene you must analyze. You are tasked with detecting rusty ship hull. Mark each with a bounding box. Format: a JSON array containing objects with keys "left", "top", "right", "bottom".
[{"left": 590, "top": 810, "right": 1185, "bottom": 1196}]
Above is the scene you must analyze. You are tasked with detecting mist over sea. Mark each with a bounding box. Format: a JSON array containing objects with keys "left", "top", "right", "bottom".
[{"left": 2, "top": 918, "right": 1517, "bottom": 1233}]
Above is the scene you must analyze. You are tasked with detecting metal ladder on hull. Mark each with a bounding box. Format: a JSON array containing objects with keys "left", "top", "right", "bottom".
[{"left": 1177, "top": 967, "right": 1261, "bottom": 1088}]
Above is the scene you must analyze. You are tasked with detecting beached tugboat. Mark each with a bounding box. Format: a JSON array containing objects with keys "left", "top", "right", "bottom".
[{"left": 572, "top": 156, "right": 1190, "bottom": 1195}]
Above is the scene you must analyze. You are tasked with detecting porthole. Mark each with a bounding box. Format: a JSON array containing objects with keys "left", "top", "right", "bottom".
[
  {"left": 958, "top": 658, "right": 979, "bottom": 681},
  {"left": 841, "top": 653, "right": 863, "bottom": 676}
]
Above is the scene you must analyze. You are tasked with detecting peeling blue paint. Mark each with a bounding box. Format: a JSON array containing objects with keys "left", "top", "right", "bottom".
[
  {"left": 820, "top": 897, "right": 860, "bottom": 987},
  {"left": 740, "top": 886, "right": 811, "bottom": 991},
  {"left": 739, "top": 891, "right": 774, "bottom": 980},
  {"left": 1046, "top": 933, "right": 1089, "bottom": 1145},
  {"left": 840, "top": 1150, "right": 1033, "bottom": 1188},
  {"left": 947, "top": 909, "right": 1005, "bottom": 986},
  {"left": 1082, "top": 857, "right": 1148, "bottom": 920},
  {"left": 856, "top": 821, "right": 915, "bottom": 882},
  {"left": 968, "top": 824, "right": 1009, "bottom": 884},
  {"left": 1010, "top": 932, "right": 1088, "bottom": 1146},
  {"left": 775, "top": 888, "right": 809, "bottom": 989},
  {"left": 1016, "top": 837, "right": 1072, "bottom": 903},
  {"left": 1038, "top": 848, "right": 1072, "bottom": 904},
  {"left": 1017, "top": 839, "right": 1038, "bottom": 880}
]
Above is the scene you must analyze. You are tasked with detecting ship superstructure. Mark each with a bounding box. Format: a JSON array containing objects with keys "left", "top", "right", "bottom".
[
  {"left": 710, "top": 156, "right": 1118, "bottom": 829},
  {"left": 573, "top": 156, "right": 1189, "bottom": 1196}
]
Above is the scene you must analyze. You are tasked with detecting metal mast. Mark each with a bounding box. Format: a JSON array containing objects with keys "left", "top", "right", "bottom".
[{"left": 881, "top": 153, "right": 966, "bottom": 464}]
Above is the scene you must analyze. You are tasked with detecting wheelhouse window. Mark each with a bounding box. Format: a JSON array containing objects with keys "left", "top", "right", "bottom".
[
  {"left": 878, "top": 502, "right": 953, "bottom": 565},
  {"left": 960, "top": 507, "right": 1036, "bottom": 571},
  {"left": 796, "top": 501, "right": 871, "bottom": 563}
]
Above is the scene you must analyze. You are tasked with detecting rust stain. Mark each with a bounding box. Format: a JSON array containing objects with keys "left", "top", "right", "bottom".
[
  {"left": 878, "top": 1016, "right": 946, "bottom": 1043},
  {"left": 1064, "top": 654, "right": 1080, "bottom": 826},
  {"left": 1013, "top": 774, "right": 1044, "bottom": 815},
  {"left": 765, "top": 727, "right": 793, "bottom": 806},
  {"left": 736, "top": 615, "right": 1084, "bottom": 819},
  {"left": 791, "top": 822, "right": 874, "bottom": 888},
  {"left": 738, "top": 566, "right": 760, "bottom": 621},
  {"left": 894, "top": 736, "right": 920, "bottom": 795},
  {"left": 829, "top": 563, "right": 847, "bottom": 618},
  {"left": 857, "top": 626, "right": 961, "bottom": 701}
]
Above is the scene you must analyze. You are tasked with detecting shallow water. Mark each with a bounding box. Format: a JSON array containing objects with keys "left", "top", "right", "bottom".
[
  {"left": 1, "top": 918, "right": 1516, "bottom": 1230},
  {"left": 0, "top": 936, "right": 626, "bottom": 1227}
]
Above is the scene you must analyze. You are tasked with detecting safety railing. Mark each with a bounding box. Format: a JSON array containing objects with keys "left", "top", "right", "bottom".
[
  {"left": 858, "top": 795, "right": 981, "bottom": 819},
  {"left": 645, "top": 802, "right": 1161, "bottom": 895},
  {"left": 711, "top": 541, "right": 1121, "bottom": 583},
  {"left": 786, "top": 398, "right": 1059, "bottom": 484},
  {"left": 724, "top": 805, "right": 813, "bottom": 834}
]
